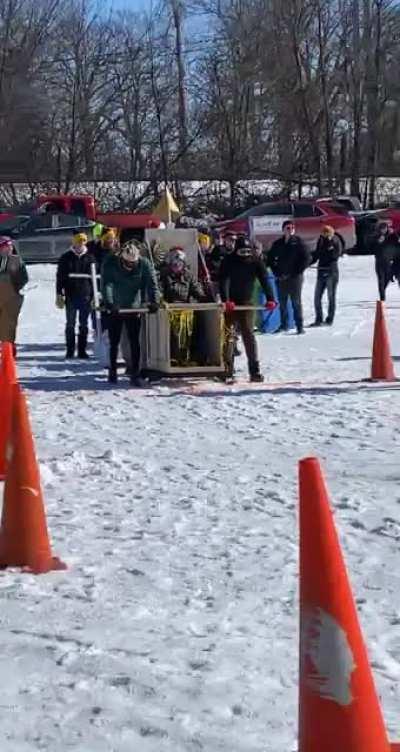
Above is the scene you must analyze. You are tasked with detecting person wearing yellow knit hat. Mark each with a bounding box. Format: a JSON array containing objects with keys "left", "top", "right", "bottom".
[
  {"left": 88, "top": 227, "right": 119, "bottom": 272},
  {"left": 56, "top": 232, "right": 96, "bottom": 359}
]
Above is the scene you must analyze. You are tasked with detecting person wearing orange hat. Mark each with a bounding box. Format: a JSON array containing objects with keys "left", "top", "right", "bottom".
[{"left": 56, "top": 233, "right": 96, "bottom": 359}]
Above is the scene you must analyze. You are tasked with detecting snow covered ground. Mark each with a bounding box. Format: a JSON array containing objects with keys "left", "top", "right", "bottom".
[{"left": 1, "top": 256, "right": 400, "bottom": 751}]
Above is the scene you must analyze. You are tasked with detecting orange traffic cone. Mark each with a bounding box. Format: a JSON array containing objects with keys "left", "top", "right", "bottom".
[
  {"left": 298, "top": 457, "right": 395, "bottom": 752},
  {"left": 0, "top": 343, "right": 17, "bottom": 480},
  {"left": 1, "top": 341, "right": 17, "bottom": 385},
  {"left": 371, "top": 301, "right": 396, "bottom": 381},
  {"left": 0, "top": 385, "right": 66, "bottom": 574}
]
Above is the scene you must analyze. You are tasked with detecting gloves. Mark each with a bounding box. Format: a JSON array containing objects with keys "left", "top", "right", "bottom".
[
  {"left": 224, "top": 301, "right": 236, "bottom": 313},
  {"left": 56, "top": 294, "right": 65, "bottom": 310},
  {"left": 265, "top": 301, "right": 278, "bottom": 311},
  {"left": 148, "top": 302, "right": 159, "bottom": 314}
]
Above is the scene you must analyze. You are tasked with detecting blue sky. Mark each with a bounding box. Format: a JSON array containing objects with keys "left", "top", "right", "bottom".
[{"left": 110, "top": 0, "right": 150, "bottom": 9}]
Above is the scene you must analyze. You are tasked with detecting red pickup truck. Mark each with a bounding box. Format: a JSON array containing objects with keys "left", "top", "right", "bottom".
[{"left": 35, "top": 194, "right": 161, "bottom": 236}]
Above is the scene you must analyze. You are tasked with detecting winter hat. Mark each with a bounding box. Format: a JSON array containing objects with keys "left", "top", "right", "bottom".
[
  {"left": 198, "top": 233, "right": 211, "bottom": 250},
  {"left": 0, "top": 236, "right": 13, "bottom": 254},
  {"left": 101, "top": 228, "right": 117, "bottom": 243},
  {"left": 121, "top": 241, "right": 140, "bottom": 264},
  {"left": 72, "top": 233, "right": 88, "bottom": 246},
  {"left": 168, "top": 248, "right": 186, "bottom": 271},
  {"left": 236, "top": 237, "right": 253, "bottom": 258}
]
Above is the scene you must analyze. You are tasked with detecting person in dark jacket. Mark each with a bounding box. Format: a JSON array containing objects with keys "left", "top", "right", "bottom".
[
  {"left": 101, "top": 241, "right": 160, "bottom": 386},
  {"left": 310, "top": 225, "right": 342, "bottom": 326},
  {"left": 0, "top": 236, "right": 28, "bottom": 348},
  {"left": 87, "top": 228, "right": 118, "bottom": 272},
  {"left": 371, "top": 221, "right": 400, "bottom": 301},
  {"left": 267, "top": 221, "right": 311, "bottom": 334},
  {"left": 220, "top": 238, "right": 277, "bottom": 382},
  {"left": 205, "top": 235, "right": 225, "bottom": 291},
  {"left": 56, "top": 233, "right": 95, "bottom": 359}
]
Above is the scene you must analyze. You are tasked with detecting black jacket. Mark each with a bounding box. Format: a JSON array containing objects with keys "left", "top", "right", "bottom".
[
  {"left": 87, "top": 240, "right": 113, "bottom": 272},
  {"left": 206, "top": 245, "right": 227, "bottom": 283},
  {"left": 160, "top": 268, "right": 205, "bottom": 303},
  {"left": 371, "top": 233, "right": 400, "bottom": 265},
  {"left": 267, "top": 235, "right": 311, "bottom": 279},
  {"left": 56, "top": 249, "right": 95, "bottom": 300},
  {"left": 219, "top": 253, "right": 274, "bottom": 304},
  {"left": 312, "top": 236, "right": 342, "bottom": 273}
]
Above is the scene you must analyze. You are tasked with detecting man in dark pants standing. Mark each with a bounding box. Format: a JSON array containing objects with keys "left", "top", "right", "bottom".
[
  {"left": 220, "top": 238, "right": 277, "bottom": 382},
  {"left": 101, "top": 242, "right": 160, "bottom": 386},
  {"left": 267, "top": 221, "right": 311, "bottom": 334},
  {"left": 371, "top": 221, "right": 400, "bottom": 301},
  {"left": 310, "top": 225, "right": 342, "bottom": 326},
  {"left": 56, "top": 233, "right": 95, "bottom": 359}
]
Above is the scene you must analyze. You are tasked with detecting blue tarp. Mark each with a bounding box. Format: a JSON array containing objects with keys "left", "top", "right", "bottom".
[{"left": 257, "top": 273, "right": 295, "bottom": 333}]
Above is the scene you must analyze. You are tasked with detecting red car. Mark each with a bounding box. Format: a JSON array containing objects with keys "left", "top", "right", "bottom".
[{"left": 215, "top": 199, "right": 356, "bottom": 251}]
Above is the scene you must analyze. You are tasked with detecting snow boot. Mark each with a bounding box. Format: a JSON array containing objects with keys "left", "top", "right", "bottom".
[
  {"left": 249, "top": 361, "right": 264, "bottom": 383},
  {"left": 130, "top": 372, "right": 148, "bottom": 388},
  {"left": 66, "top": 330, "right": 75, "bottom": 359},
  {"left": 274, "top": 325, "right": 289, "bottom": 334},
  {"left": 78, "top": 331, "right": 89, "bottom": 359},
  {"left": 309, "top": 320, "right": 322, "bottom": 328}
]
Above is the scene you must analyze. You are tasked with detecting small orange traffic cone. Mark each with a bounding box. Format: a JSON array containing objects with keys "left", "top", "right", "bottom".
[
  {"left": 0, "top": 343, "right": 17, "bottom": 480},
  {"left": 0, "top": 385, "right": 66, "bottom": 574},
  {"left": 298, "top": 457, "right": 395, "bottom": 752},
  {"left": 371, "top": 301, "right": 396, "bottom": 381}
]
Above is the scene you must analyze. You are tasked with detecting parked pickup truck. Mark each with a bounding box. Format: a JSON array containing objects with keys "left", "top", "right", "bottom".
[{"left": 35, "top": 194, "right": 161, "bottom": 238}]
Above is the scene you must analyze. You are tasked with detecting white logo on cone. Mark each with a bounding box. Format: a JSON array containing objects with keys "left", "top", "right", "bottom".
[
  {"left": 301, "top": 608, "right": 356, "bottom": 706},
  {"left": 21, "top": 486, "right": 39, "bottom": 497}
]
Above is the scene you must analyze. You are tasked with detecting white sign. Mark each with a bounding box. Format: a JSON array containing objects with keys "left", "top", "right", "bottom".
[{"left": 250, "top": 215, "right": 292, "bottom": 238}]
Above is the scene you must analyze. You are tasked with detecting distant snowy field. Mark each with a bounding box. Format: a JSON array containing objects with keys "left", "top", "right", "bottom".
[{"left": 1, "top": 256, "right": 400, "bottom": 752}]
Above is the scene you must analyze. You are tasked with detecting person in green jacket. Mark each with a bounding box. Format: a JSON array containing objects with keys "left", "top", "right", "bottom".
[
  {"left": 101, "top": 241, "right": 160, "bottom": 385},
  {"left": 0, "top": 235, "right": 29, "bottom": 352}
]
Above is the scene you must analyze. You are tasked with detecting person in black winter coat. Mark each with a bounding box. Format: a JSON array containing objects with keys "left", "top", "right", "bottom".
[
  {"left": 310, "top": 225, "right": 342, "bottom": 326},
  {"left": 56, "top": 233, "right": 95, "bottom": 359},
  {"left": 220, "top": 238, "right": 277, "bottom": 381},
  {"left": 371, "top": 221, "right": 400, "bottom": 301},
  {"left": 87, "top": 228, "right": 118, "bottom": 272},
  {"left": 267, "top": 221, "right": 311, "bottom": 334}
]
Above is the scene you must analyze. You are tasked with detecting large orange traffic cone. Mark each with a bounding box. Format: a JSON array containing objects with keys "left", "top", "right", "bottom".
[
  {"left": 0, "top": 385, "right": 66, "bottom": 574},
  {"left": 0, "top": 343, "right": 17, "bottom": 480},
  {"left": 298, "top": 457, "right": 394, "bottom": 752},
  {"left": 371, "top": 301, "right": 396, "bottom": 381}
]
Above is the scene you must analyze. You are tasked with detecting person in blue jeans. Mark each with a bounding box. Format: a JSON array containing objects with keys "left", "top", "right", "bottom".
[
  {"left": 56, "top": 233, "right": 96, "bottom": 359},
  {"left": 310, "top": 225, "right": 342, "bottom": 327}
]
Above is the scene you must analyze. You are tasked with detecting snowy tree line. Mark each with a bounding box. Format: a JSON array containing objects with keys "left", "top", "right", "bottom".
[{"left": 1, "top": 0, "right": 400, "bottom": 209}]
